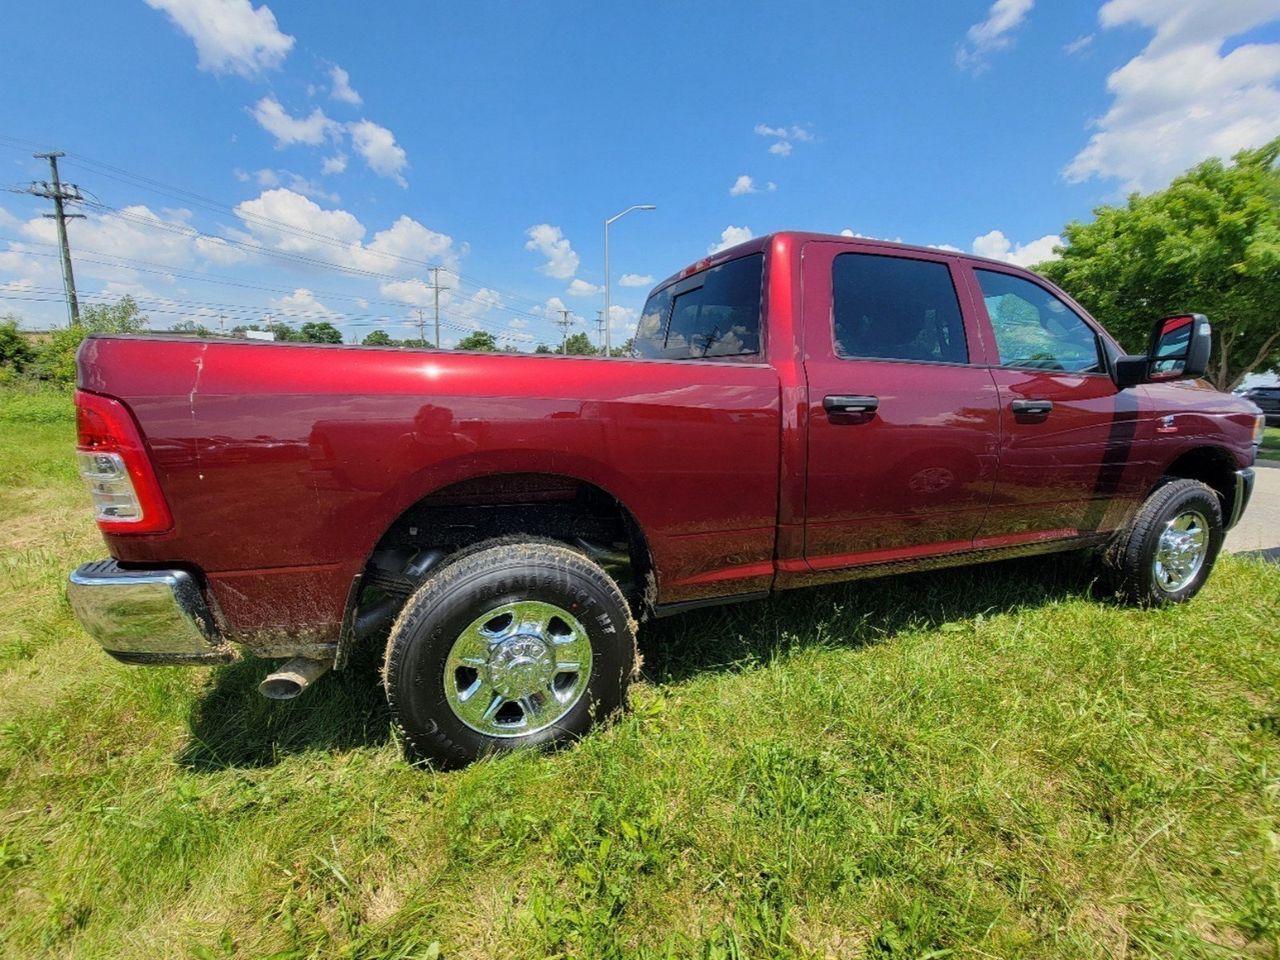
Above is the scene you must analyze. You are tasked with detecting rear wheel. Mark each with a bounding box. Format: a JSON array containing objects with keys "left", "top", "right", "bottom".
[
  {"left": 1103, "top": 478, "right": 1224, "bottom": 606},
  {"left": 383, "top": 540, "right": 637, "bottom": 767}
]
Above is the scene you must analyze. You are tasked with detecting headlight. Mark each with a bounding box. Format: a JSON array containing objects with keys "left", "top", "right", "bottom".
[{"left": 1253, "top": 413, "right": 1266, "bottom": 446}]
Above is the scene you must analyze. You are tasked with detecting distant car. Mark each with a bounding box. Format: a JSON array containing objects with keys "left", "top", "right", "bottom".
[{"left": 1243, "top": 386, "right": 1280, "bottom": 426}]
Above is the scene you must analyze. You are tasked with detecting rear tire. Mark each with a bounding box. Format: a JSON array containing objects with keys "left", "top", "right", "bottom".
[
  {"left": 383, "top": 540, "right": 637, "bottom": 767},
  {"left": 1103, "top": 478, "right": 1223, "bottom": 607}
]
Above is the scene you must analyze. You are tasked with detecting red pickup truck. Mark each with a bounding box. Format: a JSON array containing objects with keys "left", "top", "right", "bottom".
[{"left": 68, "top": 232, "right": 1264, "bottom": 765}]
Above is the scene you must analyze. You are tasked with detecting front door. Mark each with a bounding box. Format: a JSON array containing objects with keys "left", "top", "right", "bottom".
[
  {"left": 963, "top": 264, "right": 1149, "bottom": 543},
  {"left": 801, "top": 242, "right": 1000, "bottom": 571}
]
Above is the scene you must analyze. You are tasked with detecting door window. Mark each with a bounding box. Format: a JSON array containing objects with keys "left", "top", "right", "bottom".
[
  {"left": 831, "top": 254, "right": 968, "bottom": 364},
  {"left": 975, "top": 270, "right": 1102, "bottom": 373}
]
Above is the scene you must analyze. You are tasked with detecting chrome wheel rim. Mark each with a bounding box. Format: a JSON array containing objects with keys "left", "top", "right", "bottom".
[
  {"left": 443, "top": 600, "right": 592, "bottom": 738},
  {"left": 1153, "top": 509, "right": 1208, "bottom": 592}
]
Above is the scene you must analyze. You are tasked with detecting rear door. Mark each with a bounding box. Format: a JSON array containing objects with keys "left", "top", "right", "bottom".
[
  {"left": 962, "top": 263, "right": 1149, "bottom": 542},
  {"left": 801, "top": 242, "right": 1000, "bottom": 571}
]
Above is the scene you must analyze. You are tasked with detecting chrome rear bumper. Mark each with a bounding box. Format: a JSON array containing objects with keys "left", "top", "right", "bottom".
[{"left": 67, "top": 560, "right": 236, "bottom": 665}]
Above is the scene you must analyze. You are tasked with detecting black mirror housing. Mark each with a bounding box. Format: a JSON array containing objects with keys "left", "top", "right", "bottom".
[{"left": 1113, "top": 354, "right": 1149, "bottom": 388}]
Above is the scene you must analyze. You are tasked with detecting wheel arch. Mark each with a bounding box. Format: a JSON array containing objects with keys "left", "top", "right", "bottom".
[
  {"left": 339, "top": 469, "right": 656, "bottom": 665},
  {"left": 1157, "top": 444, "right": 1238, "bottom": 520}
]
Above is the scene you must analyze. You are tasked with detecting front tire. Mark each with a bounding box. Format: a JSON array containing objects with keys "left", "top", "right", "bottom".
[
  {"left": 1103, "top": 478, "right": 1224, "bottom": 606},
  {"left": 383, "top": 541, "right": 637, "bottom": 767}
]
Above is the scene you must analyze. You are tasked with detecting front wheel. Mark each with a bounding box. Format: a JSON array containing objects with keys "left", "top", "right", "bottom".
[
  {"left": 382, "top": 541, "right": 637, "bottom": 767},
  {"left": 1103, "top": 478, "right": 1224, "bottom": 606}
]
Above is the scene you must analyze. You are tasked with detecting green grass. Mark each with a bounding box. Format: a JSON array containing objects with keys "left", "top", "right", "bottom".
[
  {"left": 1, "top": 388, "right": 1278, "bottom": 959},
  {"left": 1259, "top": 427, "right": 1280, "bottom": 461}
]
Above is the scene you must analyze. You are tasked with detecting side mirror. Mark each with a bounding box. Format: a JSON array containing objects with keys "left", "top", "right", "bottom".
[
  {"left": 1111, "top": 313, "right": 1212, "bottom": 388},
  {"left": 1147, "top": 313, "right": 1211, "bottom": 381}
]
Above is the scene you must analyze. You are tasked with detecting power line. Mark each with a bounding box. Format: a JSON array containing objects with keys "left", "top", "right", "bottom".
[
  {"left": 0, "top": 145, "right": 621, "bottom": 344},
  {"left": 57, "top": 152, "right": 556, "bottom": 310},
  {"left": 555, "top": 308, "right": 577, "bottom": 354},
  {"left": 18, "top": 152, "right": 84, "bottom": 324}
]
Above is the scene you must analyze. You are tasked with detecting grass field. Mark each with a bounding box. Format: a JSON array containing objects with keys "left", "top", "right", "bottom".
[
  {"left": 1259, "top": 427, "right": 1280, "bottom": 461},
  {"left": 1, "top": 385, "right": 1278, "bottom": 959}
]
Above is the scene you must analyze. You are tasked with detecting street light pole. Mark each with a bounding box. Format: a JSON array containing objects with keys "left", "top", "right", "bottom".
[{"left": 603, "top": 203, "right": 655, "bottom": 356}]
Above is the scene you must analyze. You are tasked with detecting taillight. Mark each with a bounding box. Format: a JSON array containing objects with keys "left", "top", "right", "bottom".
[{"left": 75, "top": 389, "right": 174, "bottom": 534}]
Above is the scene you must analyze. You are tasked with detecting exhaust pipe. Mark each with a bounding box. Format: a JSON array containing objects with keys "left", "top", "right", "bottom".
[{"left": 258, "top": 657, "right": 332, "bottom": 700}]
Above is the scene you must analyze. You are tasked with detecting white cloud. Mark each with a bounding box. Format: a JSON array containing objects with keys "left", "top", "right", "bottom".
[
  {"left": 234, "top": 188, "right": 364, "bottom": 250},
  {"left": 321, "top": 154, "right": 347, "bottom": 175},
  {"left": 231, "top": 189, "right": 456, "bottom": 280},
  {"left": 270, "top": 287, "right": 340, "bottom": 321},
  {"left": 524, "top": 224, "right": 580, "bottom": 279},
  {"left": 193, "top": 234, "right": 248, "bottom": 266},
  {"left": 754, "top": 123, "right": 812, "bottom": 157},
  {"left": 608, "top": 304, "right": 637, "bottom": 334},
  {"left": 0, "top": 203, "right": 251, "bottom": 314},
  {"left": 347, "top": 119, "right": 409, "bottom": 186},
  {"left": 1064, "top": 0, "right": 1280, "bottom": 191},
  {"left": 144, "top": 0, "right": 294, "bottom": 76},
  {"left": 766, "top": 181, "right": 778, "bottom": 192},
  {"left": 1064, "top": 33, "right": 1095, "bottom": 55},
  {"left": 709, "top": 225, "right": 753, "bottom": 254},
  {"left": 838, "top": 229, "right": 906, "bottom": 243},
  {"left": 378, "top": 278, "right": 434, "bottom": 306},
  {"left": 247, "top": 168, "right": 339, "bottom": 202},
  {"left": 619, "top": 273, "right": 653, "bottom": 288},
  {"left": 956, "top": 0, "right": 1035, "bottom": 73},
  {"left": 972, "top": 229, "right": 1062, "bottom": 266},
  {"left": 566, "top": 278, "right": 601, "bottom": 297},
  {"left": 729, "top": 174, "right": 758, "bottom": 196},
  {"left": 329, "top": 65, "right": 362, "bottom": 106},
  {"left": 251, "top": 96, "right": 339, "bottom": 147},
  {"left": 358, "top": 215, "right": 454, "bottom": 272}
]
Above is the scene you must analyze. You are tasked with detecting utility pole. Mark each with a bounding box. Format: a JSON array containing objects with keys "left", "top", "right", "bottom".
[
  {"left": 556, "top": 309, "right": 575, "bottom": 354},
  {"left": 25, "top": 152, "right": 84, "bottom": 325},
  {"left": 429, "top": 266, "right": 447, "bottom": 348},
  {"left": 596, "top": 311, "right": 606, "bottom": 355},
  {"left": 415, "top": 307, "right": 426, "bottom": 344}
]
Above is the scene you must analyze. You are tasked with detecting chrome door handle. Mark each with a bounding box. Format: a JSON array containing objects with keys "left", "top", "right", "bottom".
[
  {"left": 823, "top": 395, "right": 879, "bottom": 415},
  {"left": 1010, "top": 399, "right": 1053, "bottom": 416}
]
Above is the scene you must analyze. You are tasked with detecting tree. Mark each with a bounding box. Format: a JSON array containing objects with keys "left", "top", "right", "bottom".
[
  {"left": 39, "top": 296, "right": 148, "bottom": 384},
  {"left": 562, "top": 331, "right": 597, "bottom": 355},
  {"left": 610, "top": 337, "right": 635, "bottom": 358},
  {"left": 1038, "top": 138, "right": 1280, "bottom": 391},
  {"left": 233, "top": 322, "right": 303, "bottom": 341},
  {"left": 534, "top": 343, "right": 553, "bottom": 354},
  {"left": 455, "top": 330, "right": 497, "bottom": 352},
  {"left": 400, "top": 337, "right": 433, "bottom": 349},
  {"left": 362, "top": 330, "right": 396, "bottom": 346},
  {"left": 0, "top": 314, "right": 34, "bottom": 372},
  {"left": 169, "top": 319, "right": 213, "bottom": 337},
  {"left": 298, "top": 321, "right": 343, "bottom": 344}
]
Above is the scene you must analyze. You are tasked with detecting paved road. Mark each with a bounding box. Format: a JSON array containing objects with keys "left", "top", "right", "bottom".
[{"left": 1225, "top": 459, "right": 1280, "bottom": 561}]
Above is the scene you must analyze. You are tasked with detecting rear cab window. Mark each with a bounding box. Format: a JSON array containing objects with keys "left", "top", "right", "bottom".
[
  {"left": 831, "top": 253, "right": 968, "bottom": 363},
  {"left": 632, "top": 254, "right": 763, "bottom": 360}
]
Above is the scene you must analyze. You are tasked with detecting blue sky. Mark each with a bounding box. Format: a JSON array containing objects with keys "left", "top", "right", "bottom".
[{"left": 1, "top": 0, "right": 1277, "bottom": 348}]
